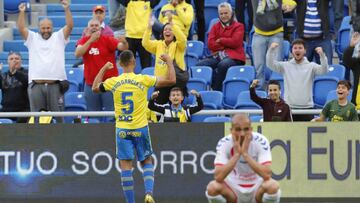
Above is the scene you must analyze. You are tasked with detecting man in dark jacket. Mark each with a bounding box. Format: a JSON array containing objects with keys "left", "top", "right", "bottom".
[
  {"left": 294, "top": 0, "right": 332, "bottom": 64},
  {"left": 0, "top": 52, "right": 29, "bottom": 123},
  {"left": 343, "top": 32, "right": 360, "bottom": 113},
  {"left": 250, "top": 79, "right": 292, "bottom": 121}
]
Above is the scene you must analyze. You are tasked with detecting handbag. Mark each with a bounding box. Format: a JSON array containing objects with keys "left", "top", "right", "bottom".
[{"left": 173, "top": 60, "right": 189, "bottom": 83}]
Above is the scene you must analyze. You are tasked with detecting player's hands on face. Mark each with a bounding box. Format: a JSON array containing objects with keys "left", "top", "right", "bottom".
[
  {"left": 233, "top": 133, "right": 243, "bottom": 156},
  {"left": 151, "top": 91, "right": 159, "bottom": 99},
  {"left": 18, "top": 3, "right": 26, "bottom": 12},
  {"left": 241, "top": 133, "right": 251, "bottom": 155}
]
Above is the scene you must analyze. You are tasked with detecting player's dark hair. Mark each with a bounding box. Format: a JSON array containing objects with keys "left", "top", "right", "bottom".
[
  {"left": 337, "top": 80, "right": 351, "bottom": 90},
  {"left": 119, "top": 50, "right": 134, "bottom": 67},
  {"left": 268, "top": 80, "right": 281, "bottom": 90}
]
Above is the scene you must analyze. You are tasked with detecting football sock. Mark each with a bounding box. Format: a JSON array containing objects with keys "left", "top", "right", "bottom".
[
  {"left": 121, "top": 169, "right": 135, "bottom": 203},
  {"left": 142, "top": 163, "right": 154, "bottom": 194}
]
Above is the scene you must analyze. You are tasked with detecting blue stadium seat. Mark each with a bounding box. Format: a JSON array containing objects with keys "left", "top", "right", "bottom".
[
  {"left": 234, "top": 90, "right": 266, "bottom": 109},
  {"left": 204, "top": 5, "right": 219, "bottom": 35},
  {"left": 335, "top": 16, "right": 351, "bottom": 61},
  {"left": 141, "top": 67, "right": 155, "bottom": 76},
  {"left": 134, "top": 55, "right": 142, "bottom": 74},
  {"left": 199, "top": 91, "right": 223, "bottom": 109},
  {"left": 39, "top": 16, "right": 110, "bottom": 28},
  {"left": 225, "top": 65, "right": 256, "bottom": 83},
  {"left": 283, "top": 40, "right": 290, "bottom": 60},
  {"left": 187, "top": 40, "right": 204, "bottom": 58},
  {"left": 64, "top": 92, "right": 87, "bottom": 123},
  {"left": 187, "top": 78, "right": 207, "bottom": 92},
  {"left": 3, "top": 40, "right": 28, "bottom": 52},
  {"left": 313, "top": 77, "right": 339, "bottom": 108},
  {"left": 185, "top": 53, "right": 199, "bottom": 68},
  {"left": 190, "top": 66, "right": 212, "bottom": 86},
  {"left": 315, "top": 64, "right": 346, "bottom": 81},
  {"left": 4, "top": 0, "right": 30, "bottom": 14},
  {"left": 203, "top": 116, "right": 231, "bottom": 123},
  {"left": 0, "top": 119, "right": 13, "bottom": 124},
  {"left": 250, "top": 115, "right": 263, "bottom": 122},
  {"left": 65, "top": 68, "right": 84, "bottom": 92},
  {"left": 325, "top": 89, "right": 353, "bottom": 104},
  {"left": 222, "top": 66, "right": 256, "bottom": 108},
  {"left": 118, "top": 68, "right": 123, "bottom": 75},
  {"left": 204, "top": 18, "right": 219, "bottom": 56}
]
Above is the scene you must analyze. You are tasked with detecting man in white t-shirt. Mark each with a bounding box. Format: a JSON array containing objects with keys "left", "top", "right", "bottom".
[
  {"left": 206, "top": 114, "right": 281, "bottom": 203},
  {"left": 17, "top": 1, "right": 73, "bottom": 122}
]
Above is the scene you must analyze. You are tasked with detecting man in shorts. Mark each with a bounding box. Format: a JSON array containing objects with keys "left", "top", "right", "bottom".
[
  {"left": 92, "top": 50, "right": 175, "bottom": 203},
  {"left": 206, "top": 114, "right": 281, "bottom": 203}
]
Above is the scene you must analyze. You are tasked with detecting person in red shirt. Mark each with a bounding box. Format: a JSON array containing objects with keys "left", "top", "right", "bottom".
[
  {"left": 75, "top": 18, "right": 128, "bottom": 113},
  {"left": 196, "top": 2, "right": 245, "bottom": 91}
]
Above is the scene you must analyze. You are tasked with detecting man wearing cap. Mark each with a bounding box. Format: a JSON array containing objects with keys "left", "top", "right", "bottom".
[
  {"left": 0, "top": 52, "right": 29, "bottom": 123},
  {"left": 17, "top": 0, "right": 73, "bottom": 123},
  {"left": 83, "top": 5, "right": 114, "bottom": 37}
]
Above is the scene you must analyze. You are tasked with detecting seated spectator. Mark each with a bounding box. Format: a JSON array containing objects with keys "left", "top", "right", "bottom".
[
  {"left": 142, "top": 14, "right": 187, "bottom": 104},
  {"left": 0, "top": 52, "right": 29, "bottom": 123},
  {"left": 343, "top": 32, "right": 360, "bottom": 112},
  {"left": 157, "top": 0, "right": 194, "bottom": 37},
  {"left": 75, "top": 19, "right": 128, "bottom": 113},
  {"left": 196, "top": 2, "right": 245, "bottom": 91},
  {"left": 266, "top": 39, "right": 329, "bottom": 121},
  {"left": 148, "top": 87, "right": 203, "bottom": 122},
  {"left": 312, "top": 80, "right": 359, "bottom": 121},
  {"left": 250, "top": 79, "right": 292, "bottom": 121}
]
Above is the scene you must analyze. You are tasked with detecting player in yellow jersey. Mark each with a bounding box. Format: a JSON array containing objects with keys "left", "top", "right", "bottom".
[{"left": 92, "top": 50, "right": 175, "bottom": 203}]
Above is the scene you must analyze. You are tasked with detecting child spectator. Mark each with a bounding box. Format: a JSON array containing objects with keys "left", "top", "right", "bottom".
[{"left": 148, "top": 87, "right": 203, "bottom": 122}]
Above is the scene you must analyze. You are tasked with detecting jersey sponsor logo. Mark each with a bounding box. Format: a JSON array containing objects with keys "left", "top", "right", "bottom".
[{"left": 89, "top": 48, "right": 100, "bottom": 55}]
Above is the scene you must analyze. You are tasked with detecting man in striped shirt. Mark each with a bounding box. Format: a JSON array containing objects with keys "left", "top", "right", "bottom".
[{"left": 295, "top": 0, "right": 333, "bottom": 64}]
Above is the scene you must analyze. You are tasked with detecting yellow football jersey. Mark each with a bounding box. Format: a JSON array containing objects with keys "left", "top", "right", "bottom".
[{"left": 103, "top": 72, "right": 156, "bottom": 129}]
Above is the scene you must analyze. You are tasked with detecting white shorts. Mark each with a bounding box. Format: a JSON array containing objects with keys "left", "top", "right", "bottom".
[{"left": 224, "top": 178, "right": 263, "bottom": 203}]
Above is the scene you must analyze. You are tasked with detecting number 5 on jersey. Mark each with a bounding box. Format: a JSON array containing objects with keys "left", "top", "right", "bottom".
[{"left": 119, "top": 92, "right": 134, "bottom": 121}]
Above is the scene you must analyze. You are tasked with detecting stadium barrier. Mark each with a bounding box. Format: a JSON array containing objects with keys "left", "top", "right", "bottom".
[{"left": 0, "top": 122, "right": 359, "bottom": 202}]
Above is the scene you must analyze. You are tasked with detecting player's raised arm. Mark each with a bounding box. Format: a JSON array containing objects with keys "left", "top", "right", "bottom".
[
  {"left": 92, "top": 62, "right": 114, "bottom": 93},
  {"left": 17, "top": 3, "right": 29, "bottom": 40}
]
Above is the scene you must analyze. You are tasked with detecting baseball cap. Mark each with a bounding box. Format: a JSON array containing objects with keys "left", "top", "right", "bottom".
[{"left": 93, "top": 5, "right": 105, "bottom": 12}]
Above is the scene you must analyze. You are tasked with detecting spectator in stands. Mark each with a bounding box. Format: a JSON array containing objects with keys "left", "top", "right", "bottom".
[
  {"left": 142, "top": 12, "right": 187, "bottom": 104},
  {"left": 349, "top": 0, "right": 360, "bottom": 35},
  {"left": 250, "top": 79, "right": 292, "bottom": 121},
  {"left": 158, "top": 0, "right": 194, "bottom": 37},
  {"left": 251, "top": 0, "right": 296, "bottom": 90},
  {"left": 343, "top": 32, "right": 360, "bottom": 112},
  {"left": 87, "top": 5, "right": 114, "bottom": 37},
  {"left": 75, "top": 19, "right": 128, "bottom": 113},
  {"left": 185, "top": 0, "right": 205, "bottom": 41},
  {"left": 17, "top": 1, "right": 73, "bottom": 123},
  {"left": 266, "top": 39, "right": 329, "bottom": 121},
  {"left": 196, "top": 2, "right": 245, "bottom": 91},
  {"left": 109, "top": 3, "right": 126, "bottom": 34},
  {"left": 0, "top": 52, "right": 29, "bottom": 123},
  {"left": 148, "top": 87, "right": 203, "bottom": 122},
  {"left": 120, "top": 0, "right": 160, "bottom": 69},
  {"left": 235, "top": 0, "right": 253, "bottom": 41},
  {"left": 294, "top": 0, "right": 333, "bottom": 65},
  {"left": 312, "top": 80, "right": 359, "bottom": 121}
]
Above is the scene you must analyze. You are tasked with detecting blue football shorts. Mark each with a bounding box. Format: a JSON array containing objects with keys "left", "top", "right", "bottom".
[{"left": 115, "top": 126, "right": 153, "bottom": 161}]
